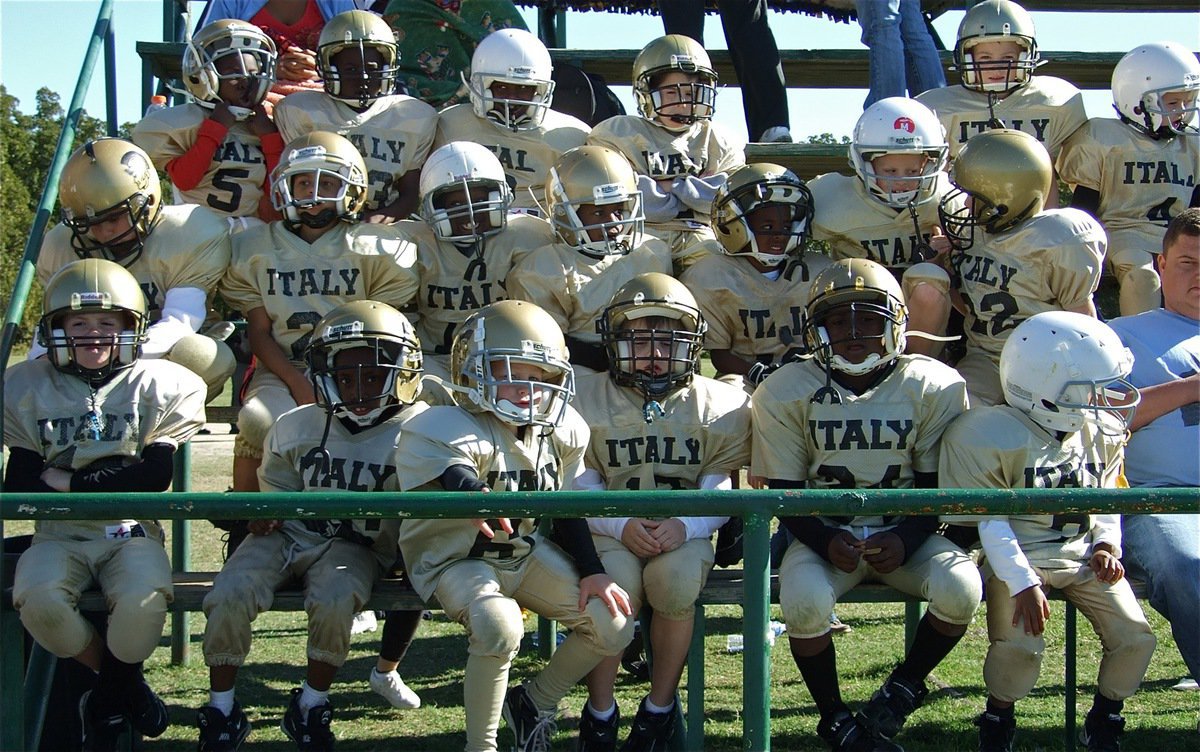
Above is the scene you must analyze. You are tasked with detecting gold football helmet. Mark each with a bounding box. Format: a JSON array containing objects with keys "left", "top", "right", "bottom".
[
  {"left": 712, "top": 163, "right": 813, "bottom": 265},
  {"left": 38, "top": 258, "right": 147, "bottom": 381},
  {"left": 803, "top": 259, "right": 908, "bottom": 378},
  {"left": 954, "top": 0, "right": 1040, "bottom": 93},
  {"left": 633, "top": 34, "right": 717, "bottom": 127},
  {"left": 317, "top": 9, "right": 399, "bottom": 108},
  {"left": 938, "top": 128, "right": 1051, "bottom": 250},
  {"left": 306, "top": 300, "right": 423, "bottom": 426},
  {"left": 271, "top": 132, "right": 369, "bottom": 227},
  {"left": 182, "top": 19, "right": 277, "bottom": 110},
  {"left": 546, "top": 145, "right": 644, "bottom": 257},
  {"left": 58, "top": 138, "right": 162, "bottom": 267},
  {"left": 450, "top": 300, "right": 575, "bottom": 427},
  {"left": 598, "top": 273, "right": 706, "bottom": 404}
]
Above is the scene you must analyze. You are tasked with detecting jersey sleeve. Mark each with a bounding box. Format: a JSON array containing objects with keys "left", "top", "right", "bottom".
[
  {"left": 912, "top": 366, "right": 969, "bottom": 474},
  {"left": 1045, "top": 211, "right": 1105, "bottom": 310},
  {"left": 131, "top": 107, "right": 194, "bottom": 167},
  {"left": 701, "top": 388, "right": 752, "bottom": 477},
  {"left": 750, "top": 366, "right": 809, "bottom": 482},
  {"left": 394, "top": 407, "right": 489, "bottom": 490},
  {"left": 1054, "top": 122, "right": 1106, "bottom": 191},
  {"left": 258, "top": 412, "right": 306, "bottom": 493},
  {"left": 144, "top": 364, "right": 208, "bottom": 449},
  {"left": 152, "top": 206, "right": 232, "bottom": 295},
  {"left": 1042, "top": 89, "right": 1088, "bottom": 159},
  {"left": 506, "top": 249, "right": 572, "bottom": 332}
]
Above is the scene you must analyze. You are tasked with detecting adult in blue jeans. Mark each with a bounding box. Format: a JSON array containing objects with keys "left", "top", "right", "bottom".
[
  {"left": 1108, "top": 207, "right": 1200, "bottom": 692},
  {"left": 855, "top": 0, "right": 945, "bottom": 108}
]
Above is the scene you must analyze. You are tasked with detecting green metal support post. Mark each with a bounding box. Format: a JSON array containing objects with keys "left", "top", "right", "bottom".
[
  {"left": 743, "top": 512, "right": 772, "bottom": 751},
  {"left": 172, "top": 446, "right": 193, "bottom": 665}
]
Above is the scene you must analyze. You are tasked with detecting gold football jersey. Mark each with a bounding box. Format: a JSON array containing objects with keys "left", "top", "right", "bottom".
[
  {"left": 954, "top": 208, "right": 1104, "bottom": 362},
  {"left": 3, "top": 357, "right": 206, "bottom": 540},
  {"left": 587, "top": 115, "right": 745, "bottom": 234},
  {"left": 220, "top": 222, "right": 419, "bottom": 360},
  {"left": 131, "top": 103, "right": 270, "bottom": 217},
  {"left": 394, "top": 404, "right": 589, "bottom": 600},
  {"left": 916, "top": 76, "right": 1087, "bottom": 159},
  {"left": 433, "top": 103, "right": 590, "bottom": 214},
  {"left": 809, "top": 172, "right": 962, "bottom": 269},
  {"left": 38, "top": 204, "right": 231, "bottom": 325},
  {"left": 507, "top": 236, "right": 673, "bottom": 343},
  {"left": 940, "top": 404, "right": 1126, "bottom": 566},
  {"left": 397, "top": 215, "right": 554, "bottom": 355},
  {"left": 274, "top": 91, "right": 437, "bottom": 211},
  {"left": 574, "top": 371, "right": 751, "bottom": 490},
  {"left": 1056, "top": 118, "right": 1200, "bottom": 259},
  {"left": 751, "top": 355, "right": 968, "bottom": 528},
  {"left": 680, "top": 244, "right": 832, "bottom": 365},
  {"left": 259, "top": 402, "right": 420, "bottom": 565}
]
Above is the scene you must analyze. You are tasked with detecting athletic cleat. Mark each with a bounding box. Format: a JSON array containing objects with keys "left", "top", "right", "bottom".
[
  {"left": 817, "top": 710, "right": 902, "bottom": 752},
  {"left": 577, "top": 701, "right": 619, "bottom": 752},
  {"left": 196, "top": 703, "right": 252, "bottom": 751},
  {"left": 975, "top": 711, "right": 1016, "bottom": 752},
  {"left": 128, "top": 677, "right": 169, "bottom": 738},
  {"left": 620, "top": 698, "right": 674, "bottom": 752},
  {"left": 503, "top": 684, "right": 558, "bottom": 752},
  {"left": 1080, "top": 709, "right": 1126, "bottom": 752},
  {"left": 281, "top": 687, "right": 335, "bottom": 751},
  {"left": 80, "top": 690, "right": 126, "bottom": 752},
  {"left": 369, "top": 667, "right": 421, "bottom": 709},
  {"left": 856, "top": 672, "right": 928, "bottom": 739}
]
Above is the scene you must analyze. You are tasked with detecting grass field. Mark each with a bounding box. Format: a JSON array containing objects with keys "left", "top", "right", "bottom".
[{"left": 8, "top": 421, "right": 1194, "bottom": 752}]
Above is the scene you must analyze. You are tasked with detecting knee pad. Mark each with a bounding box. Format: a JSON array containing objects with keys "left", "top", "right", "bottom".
[
  {"left": 1116, "top": 265, "right": 1163, "bottom": 316},
  {"left": 465, "top": 592, "right": 524, "bottom": 658},
  {"left": 901, "top": 263, "right": 951, "bottom": 299},
  {"left": 984, "top": 636, "right": 1043, "bottom": 702},
  {"left": 927, "top": 559, "right": 983, "bottom": 625},
  {"left": 644, "top": 555, "right": 708, "bottom": 619},
  {"left": 167, "top": 334, "right": 236, "bottom": 403},
  {"left": 17, "top": 590, "right": 87, "bottom": 657},
  {"left": 235, "top": 401, "right": 275, "bottom": 458},
  {"left": 779, "top": 578, "right": 837, "bottom": 637}
]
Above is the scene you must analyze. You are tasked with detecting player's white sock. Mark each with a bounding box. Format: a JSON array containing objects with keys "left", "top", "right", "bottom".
[
  {"left": 587, "top": 701, "right": 616, "bottom": 721},
  {"left": 208, "top": 688, "right": 235, "bottom": 716},
  {"left": 645, "top": 696, "right": 674, "bottom": 714},
  {"left": 299, "top": 681, "right": 329, "bottom": 713}
]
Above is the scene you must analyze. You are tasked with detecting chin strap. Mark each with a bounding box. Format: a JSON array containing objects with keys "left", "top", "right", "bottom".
[
  {"left": 301, "top": 410, "right": 336, "bottom": 477},
  {"left": 907, "top": 202, "right": 936, "bottom": 264},
  {"left": 985, "top": 92, "right": 1007, "bottom": 130}
]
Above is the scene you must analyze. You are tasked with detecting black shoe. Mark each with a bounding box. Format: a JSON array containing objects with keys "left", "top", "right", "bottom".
[
  {"left": 502, "top": 684, "right": 559, "bottom": 752},
  {"left": 857, "top": 673, "right": 928, "bottom": 739},
  {"left": 1080, "top": 709, "right": 1126, "bottom": 752},
  {"left": 80, "top": 690, "right": 126, "bottom": 752},
  {"left": 280, "top": 688, "right": 335, "bottom": 751},
  {"left": 975, "top": 711, "right": 1015, "bottom": 752},
  {"left": 128, "top": 677, "right": 169, "bottom": 738},
  {"left": 196, "top": 703, "right": 251, "bottom": 752},
  {"left": 817, "top": 710, "right": 902, "bottom": 752},
  {"left": 577, "top": 702, "right": 619, "bottom": 752},
  {"left": 620, "top": 698, "right": 674, "bottom": 752}
]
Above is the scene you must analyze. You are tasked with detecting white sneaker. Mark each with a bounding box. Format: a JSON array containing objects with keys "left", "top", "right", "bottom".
[
  {"left": 1172, "top": 677, "right": 1199, "bottom": 691},
  {"left": 370, "top": 668, "right": 421, "bottom": 709},
  {"left": 350, "top": 610, "right": 377, "bottom": 635},
  {"left": 760, "top": 126, "right": 793, "bottom": 143}
]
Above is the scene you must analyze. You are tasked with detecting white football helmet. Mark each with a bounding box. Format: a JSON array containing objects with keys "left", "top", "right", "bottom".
[
  {"left": 182, "top": 19, "right": 277, "bottom": 112},
  {"left": 546, "top": 145, "right": 644, "bottom": 258},
  {"left": 419, "top": 142, "right": 513, "bottom": 244},
  {"left": 953, "top": 0, "right": 1040, "bottom": 93},
  {"left": 850, "top": 97, "right": 949, "bottom": 208},
  {"left": 466, "top": 28, "right": 555, "bottom": 131},
  {"left": 1000, "top": 311, "right": 1140, "bottom": 435},
  {"left": 450, "top": 300, "right": 575, "bottom": 427},
  {"left": 1112, "top": 41, "right": 1200, "bottom": 138}
]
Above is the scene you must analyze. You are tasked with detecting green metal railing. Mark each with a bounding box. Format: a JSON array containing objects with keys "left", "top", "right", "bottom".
[{"left": 2, "top": 487, "right": 1195, "bottom": 751}]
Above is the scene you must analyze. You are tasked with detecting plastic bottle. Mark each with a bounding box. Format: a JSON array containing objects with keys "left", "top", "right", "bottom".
[{"left": 144, "top": 94, "right": 168, "bottom": 116}]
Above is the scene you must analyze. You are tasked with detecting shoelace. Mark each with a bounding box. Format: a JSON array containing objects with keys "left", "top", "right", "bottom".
[{"left": 525, "top": 712, "right": 559, "bottom": 752}]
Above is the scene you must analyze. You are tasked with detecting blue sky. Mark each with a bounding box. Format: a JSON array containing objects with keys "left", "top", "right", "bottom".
[{"left": 1, "top": 0, "right": 1197, "bottom": 141}]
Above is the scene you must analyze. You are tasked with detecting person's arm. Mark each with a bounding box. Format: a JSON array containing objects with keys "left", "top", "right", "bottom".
[
  {"left": 1130, "top": 373, "right": 1200, "bottom": 431},
  {"left": 1068, "top": 185, "right": 1101, "bottom": 219},
  {"left": 69, "top": 443, "right": 177, "bottom": 493},
  {"left": 245, "top": 305, "right": 314, "bottom": 404},
  {"left": 770, "top": 478, "right": 845, "bottom": 563},
  {"left": 166, "top": 118, "right": 229, "bottom": 191},
  {"left": 3, "top": 447, "right": 55, "bottom": 492},
  {"left": 363, "top": 169, "right": 421, "bottom": 224},
  {"left": 141, "top": 287, "right": 207, "bottom": 357},
  {"left": 565, "top": 335, "right": 608, "bottom": 372},
  {"left": 710, "top": 348, "right": 754, "bottom": 378}
]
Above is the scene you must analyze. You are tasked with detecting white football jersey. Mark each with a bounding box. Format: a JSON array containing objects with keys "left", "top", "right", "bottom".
[
  {"left": 397, "top": 214, "right": 555, "bottom": 355},
  {"left": 259, "top": 402, "right": 421, "bottom": 565},
  {"left": 752, "top": 355, "right": 968, "bottom": 528},
  {"left": 394, "top": 404, "right": 589, "bottom": 600},
  {"left": 1056, "top": 118, "right": 1200, "bottom": 260},
  {"left": 587, "top": 115, "right": 745, "bottom": 234},
  {"left": 940, "top": 404, "right": 1126, "bottom": 566},
  {"left": 38, "top": 204, "right": 231, "bottom": 325},
  {"left": 916, "top": 76, "right": 1087, "bottom": 159},
  {"left": 954, "top": 208, "right": 1104, "bottom": 361},
  {"left": 3, "top": 357, "right": 206, "bottom": 540},
  {"left": 507, "top": 236, "right": 673, "bottom": 343},
  {"left": 220, "top": 222, "right": 419, "bottom": 360},
  {"left": 681, "top": 243, "right": 832, "bottom": 365},
  {"left": 433, "top": 103, "right": 590, "bottom": 214},
  {"left": 132, "top": 103, "right": 270, "bottom": 217},
  {"left": 274, "top": 91, "right": 437, "bottom": 211},
  {"left": 574, "top": 371, "right": 751, "bottom": 490},
  {"left": 809, "top": 171, "right": 962, "bottom": 270}
]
